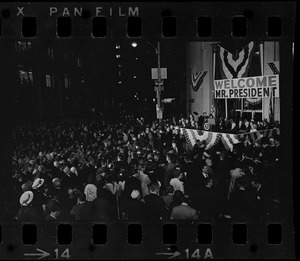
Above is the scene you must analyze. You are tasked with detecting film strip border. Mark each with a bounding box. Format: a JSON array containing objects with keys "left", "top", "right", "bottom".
[
  {"left": 0, "top": 222, "right": 295, "bottom": 259},
  {"left": 0, "top": 2, "right": 296, "bottom": 39}
]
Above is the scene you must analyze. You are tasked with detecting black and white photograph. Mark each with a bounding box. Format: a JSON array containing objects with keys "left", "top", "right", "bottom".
[{"left": 0, "top": 2, "right": 295, "bottom": 259}]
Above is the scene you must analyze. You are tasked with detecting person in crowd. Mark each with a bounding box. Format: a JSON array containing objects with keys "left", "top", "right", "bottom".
[
  {"left": 229, "top": 176, "right": 253, "bottom": 221},
  {"left": 31, "top": 178, "right": 48, "bottom": 219},
  {"left": 144, "top": 181, "right": 168, "bottom": 221},
  {"left": 169, "top": 168, "right": 185, "bottom": 193},
  {"left": 191, "top": 177, "right": 216, "bottom": 220},
  {"left": 123, "top": 190, "right": 146, "bottom": 221},
  {"left": 70, "top": 193, "right": 93, "bottom": 221},
  {"left": 171, "top": 194, "right": 198, "bottom": 220},
  {"left": 16, "top": 191, "right": 41, "bottom": 222},
  {"left": 92, "top": 185, "right": 112, "bottom": 221},
  {"left": 45, "top": 199, "right": 62, "bottom": 221},
  {"left": 123, "top": 166, "right": 142, "bottom": 201},
  {"left": 162, "top": 185, "right": 174, "bottom": 211},
  {"left": 163, "top": 153, "right": 176, "bottom": 188}
]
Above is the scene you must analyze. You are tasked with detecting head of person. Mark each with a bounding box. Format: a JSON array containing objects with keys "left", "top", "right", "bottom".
[
  {"left": 167, "top": 154, "right": 174, "bottom": 163},
  {"left": 77, "top": 194, "right": 86, "bottom": 204},
  {"left": 47, "top": 199, "right": 62, "bottom": 218},
  {"left": 202, "top": 165, "right": 210, "bottom": 175},
  {"left": 181, "top": 194, "right": 191, "bottom": 205},
  {"left": 173, "top": 168, "right": 183, "bottom": 179},
  {"left": 21, "top": 180, "right": 33, "bottom": 192},
  {"left": 166, "top": 185, "right": 174, "bottom": 195},
  {"left": 172, "top": 190, "right": 184, "bottom": 206},
  {"left": 84, "top": 184, "right": 97, "bottom": 202},
  {"left": 130, "top": 190, "right": 141, "bottom": 200},
  {"left": 149, "top": 181, "right": 160, "bottom": 195},
  {"left": 269, "top": 137, "right": 275, "bottom": 146},
  {"left": 52, "top": 178, "right": 61, "bottom": 189}
]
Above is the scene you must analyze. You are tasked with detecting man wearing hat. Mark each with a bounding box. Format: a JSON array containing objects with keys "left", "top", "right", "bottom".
[
  {"left": 16, "top": 191, "right": 41, "bottom": 221},
  {"left": 31, "top": 178, "right": 48, "bottom": 219}
]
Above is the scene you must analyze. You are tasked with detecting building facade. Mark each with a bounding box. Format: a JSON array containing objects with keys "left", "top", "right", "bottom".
[{"left": 186, "top": 41, "right": 280, "bottom": 123}]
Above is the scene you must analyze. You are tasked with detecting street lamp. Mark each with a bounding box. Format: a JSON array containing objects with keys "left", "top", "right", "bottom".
[{"left": 131, "top": 41, "right": 163, "bottom": 122}]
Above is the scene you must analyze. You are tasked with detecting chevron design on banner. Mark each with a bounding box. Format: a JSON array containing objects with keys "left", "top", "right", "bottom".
[
  {"left": 190, "top": 71, "right": 208, "bottom": 92},
  {"left": 218, "top": 42, "right": 255, "bottom": 79}
]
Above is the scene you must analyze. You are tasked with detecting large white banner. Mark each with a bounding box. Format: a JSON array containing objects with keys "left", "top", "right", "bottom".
[{"left": 214, "top": 75, "right": 279, "bottom": 99}]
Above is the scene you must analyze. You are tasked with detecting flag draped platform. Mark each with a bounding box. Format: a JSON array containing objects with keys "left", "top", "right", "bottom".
[{"left": 180, "top": 128, "right": 279, "bottom": 151}]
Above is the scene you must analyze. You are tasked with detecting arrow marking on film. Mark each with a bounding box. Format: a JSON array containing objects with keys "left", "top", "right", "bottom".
[
  {"left": 155, "top": 251, "right": 181, "bottom": 259},
  {"left": 24, "top": 248, "right": 50, "bottom": 259}
]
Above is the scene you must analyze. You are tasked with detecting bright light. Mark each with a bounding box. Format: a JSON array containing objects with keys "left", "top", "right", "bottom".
[
  {"left": 133, "top": 76, "right": 137, "bottom": 79},
  {"left": 118, "top": 81, "right": 122, "bottom": 84},
  {"left": 118, "top": 64, "right": 122, "bottom": 67},
  {"left": 116, "top": 54, "right": 121, "bottom": 58},
  {"left": 131, "top": 42, "right": 137, "bottom": 48},
  {"left": 116, "top": 44, "right": 120, "bottom": 49},
  {"left": 135, "top": 57, "right": 138, "bottom": 60}
]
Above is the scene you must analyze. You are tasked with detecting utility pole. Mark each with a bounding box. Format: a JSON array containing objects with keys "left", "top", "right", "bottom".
[{"left": 156, "top": 41, "right": 162, "bottom": 123}]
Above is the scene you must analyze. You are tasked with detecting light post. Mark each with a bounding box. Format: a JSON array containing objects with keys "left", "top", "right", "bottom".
[{"left": 131, "top": 41, "right": 163, "bottom": 122}]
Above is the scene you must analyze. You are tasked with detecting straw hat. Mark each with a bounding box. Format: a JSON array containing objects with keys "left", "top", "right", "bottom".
[
  {"left": 32, "top": 178, "right": 44, "bottom": 189},
  {"left": 19, "top": 191, "right": 34, "bottom": 206}
]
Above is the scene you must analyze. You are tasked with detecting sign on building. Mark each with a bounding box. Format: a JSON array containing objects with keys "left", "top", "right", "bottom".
[{"left": 214, "top": 75, "right": 279, "bottom": 99}]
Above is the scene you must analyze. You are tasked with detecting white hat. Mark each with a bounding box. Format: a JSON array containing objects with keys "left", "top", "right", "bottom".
[
  {"left": 70, "top": 166, "right": 77, "bottom": 174},
  {"left": 131, "top": 190, "right": 140, "bottom": 199},
  {"left": 32, "top": 178, "right": 44, "bottom": 189},
  {"left": 53, "top": 161, "right": 59, "bottom": 167},
  {"left": 19, "top": 191, "right": 34, "bottom": 206}
]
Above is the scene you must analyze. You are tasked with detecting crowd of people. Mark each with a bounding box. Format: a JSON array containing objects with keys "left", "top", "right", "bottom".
[{"left": 2, "top": 113, "right": 282, "bottom": 222}]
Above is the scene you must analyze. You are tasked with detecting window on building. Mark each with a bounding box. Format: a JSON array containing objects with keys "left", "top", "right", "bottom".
[
  {"left": 46, "top": 74, "right": 55, "bottom": 88},
  {"left": 19, "top": 70, "right": 33, "bottom": 86},
  {"left": 64, "top": 75, "right": 71, "bottom": 88}
]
